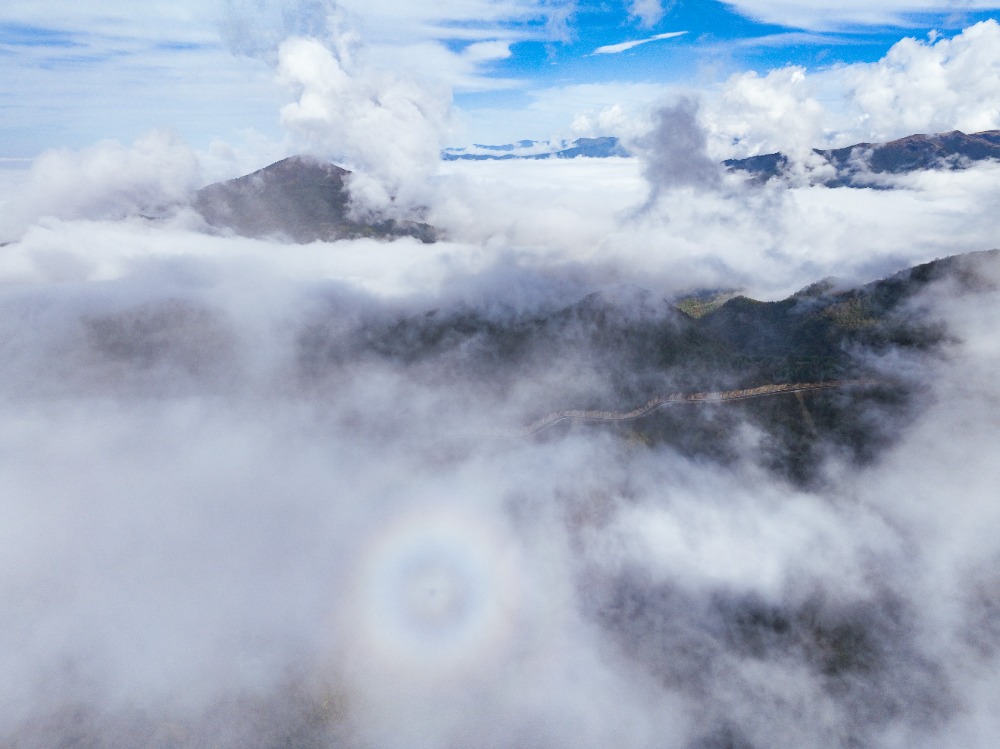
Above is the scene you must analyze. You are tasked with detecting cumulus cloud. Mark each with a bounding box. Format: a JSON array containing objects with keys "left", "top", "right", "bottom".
[
  {"left": 705, "top": 66, "right": 828, "bottom": 160},
  {"left": 846, "top": 19, "right": 1000, "bottom": 141},
  {"left": 0, "top": 0, "right": 576, "bottom": 164},
  {"left": 694, "top": 21, "right": 1000, "bottom": 168},
  {"left": 277, "top": 34, "right": 451, "bottom": 217}
]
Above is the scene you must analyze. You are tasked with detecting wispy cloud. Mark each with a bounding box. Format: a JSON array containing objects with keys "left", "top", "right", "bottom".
[
  {"left": 721, "top": 0, "right": 1000, "bottom": 31},
  {"left": 593, "top": 30, "right": 687, "bottom": 55},
  {"left": 732, "top": 31, "right": 854, "bottom": 48}
]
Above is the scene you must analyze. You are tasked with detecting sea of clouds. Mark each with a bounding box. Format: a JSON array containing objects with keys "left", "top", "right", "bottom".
[{"left": 3, "top": 6, "right": 1000, "bottom": 749}]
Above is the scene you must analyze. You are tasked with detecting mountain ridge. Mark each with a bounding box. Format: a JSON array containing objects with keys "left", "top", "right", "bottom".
[{"left": 297, "top": 247, "right": 998, "bottom": 481}]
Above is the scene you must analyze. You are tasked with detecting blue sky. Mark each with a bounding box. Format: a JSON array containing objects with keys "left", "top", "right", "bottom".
[
  {"left": 1, "top": 1, "right": 999, "bottom": 159},
  {"left": 471, "top": 1, "right": 999, "bottom": 100}
]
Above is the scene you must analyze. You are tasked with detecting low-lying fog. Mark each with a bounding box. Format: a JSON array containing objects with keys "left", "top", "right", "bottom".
[{"left": 2, "top": 135, "right": 1000, "bottom": 749}]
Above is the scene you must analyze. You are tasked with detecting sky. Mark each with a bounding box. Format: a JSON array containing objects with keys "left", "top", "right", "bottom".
[
  {"left": 2, "top": 0, "right": 1000, "bottom": 161},
  {"left": 4, "top": 3, "right": 1000, "bottom": 749}
]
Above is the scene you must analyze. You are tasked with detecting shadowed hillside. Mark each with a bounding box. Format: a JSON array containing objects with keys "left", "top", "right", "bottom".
[{"left": 295, "top": 249, "right": 998, "bottom": 484}]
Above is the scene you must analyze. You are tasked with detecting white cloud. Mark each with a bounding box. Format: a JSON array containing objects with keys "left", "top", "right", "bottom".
[
  {"left": 0, "top": 3, "right": 289, "bottom": 157},
  {"left": 277, "top": 34, "right": 451, "bottom": 216},
  {"left": 626, "top": 0, "right": 670, "bottom": 27},
  {"left": 457, "top": 20, "right": 999, "bottom": 160},
  {"left": 571, "top": 104, "right": 634, "bottom": 138},
  {"left": 432, "top": 154, "right": 1000, "bottom": 300},
  {"left": 220, "top": 0, "right": 570, "bottom": 89},
  {"left": 3, "top": 123, "right": 1000, "bottom": 746},
  {"left": 522, "top": 82, "right": 677, "bottom": 142},
  {"left": 704, "top": 66, "right": 829, "bottom": 159},
  {"left": 0, "top": 131, "right": 201, "bottom": 242},
  {"left": 459, "top": 19, "right": 1000, "bottom": 150},
  {"left": 3, "top": 199, "right": 1000, "bottom": 746},
  {"left": 592, "top": 30, "right": 688, "bottom": 55},
  {"left": 0, "top": 2, "right": 219, "bottom": 43},
  {"left": 845, "top": 19, "right": 1000, "bottom": 140},
  {"left": 462, "top": 39, "right": 514, "bottom": 63},
  {"left": 697, "top": 21, "right": 1000, "bottom": 162},
  {"left": 0, "top": 0, "right": 575, "bottom": 158},
  {"left": 334, "top": 0, "right": 575, "bottom": 42},
  {"left": 7, "top": 5, "right": 1000, "bottom": 747},
  {"left": 721, "top": 0, "right": 1000, "bottom": 31},
  {"left": 2, "top": 0, "right": 571, "bottom": 50},
  {"left": 361, "top": 40, "right": 523, "bottom": 94}
]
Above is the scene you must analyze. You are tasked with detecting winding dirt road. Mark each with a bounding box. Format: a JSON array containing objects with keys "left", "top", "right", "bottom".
[{"left": 516, "top": 379, "right": 881, "bottom": 436}]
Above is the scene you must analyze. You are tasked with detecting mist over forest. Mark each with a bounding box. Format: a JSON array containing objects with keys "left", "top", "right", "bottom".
[{"left": 3, "top": 6, "right": 1000, "bottom": 749}]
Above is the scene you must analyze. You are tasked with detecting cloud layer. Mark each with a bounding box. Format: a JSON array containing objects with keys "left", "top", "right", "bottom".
[
  {"left": 2, "top": 164, "right": 1000, "bottom": 746},
  {"left": 3, "top": 8, "right": 1000, "bottom": 748}
]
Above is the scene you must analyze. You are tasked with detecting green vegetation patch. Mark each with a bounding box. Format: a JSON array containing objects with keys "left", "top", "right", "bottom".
[
  {"left": 822, "top": 295, "right": 878, "bottom": 330},
  {"left": 675, "top": 290, "right": 742, "bottom": 318}
]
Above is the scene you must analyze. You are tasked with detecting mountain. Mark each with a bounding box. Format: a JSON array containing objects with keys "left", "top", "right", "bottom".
[
  {"left": 442, "top": 136, "right": 631, "bottom": 161},
  {"left": 298, "top": 248, "right": 998, "bottom": 484},
  {"left": 193, "top": 156, "right": 438, "bottom": 243},
  {"left": 725, "top": 129, "right": 1000, "bottom": 186}
]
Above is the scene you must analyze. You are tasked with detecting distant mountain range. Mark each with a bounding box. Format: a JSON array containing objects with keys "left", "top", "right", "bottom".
[
  {"left": 193, "top": 156, "right": 437, "bottom": 244},
  {"left": 727, "top": 129, "right": 1000, "bottom": 185},
  {"left": 444, "top": 129, "right": 1000, "bottom": 185},
  {"left": 442, "top": 136, "right": 630, "bottom": 161}
]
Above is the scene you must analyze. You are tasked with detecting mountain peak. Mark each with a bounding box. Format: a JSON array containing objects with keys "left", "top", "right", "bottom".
[{"left": 193, "top": 156, "right": 436, "bottom": 244}]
